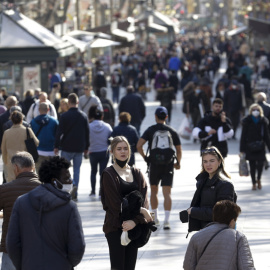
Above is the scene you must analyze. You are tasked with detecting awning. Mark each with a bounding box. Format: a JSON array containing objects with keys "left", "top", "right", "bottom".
[
  {"left": 111, "top": 28, "right": 135, "bottom": 42},
  {"left": 62, "top": 35, "right": 88, "bottom": 53},
  {"left": 148, "top": 23, "right": 168, "bottom": 33},
  {"left": 90, "top": 38, "right": 121, "bottom": 48},
  {"left": 227, "top": 26, "right": 248, "bottom": 36},
  {"left": 0, "top": 10, "right": 76, "bottom": 58}
]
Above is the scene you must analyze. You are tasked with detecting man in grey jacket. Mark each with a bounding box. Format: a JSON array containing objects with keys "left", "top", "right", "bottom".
[{"left": 183, "top": 200, "right": 255, "bottom": 270}]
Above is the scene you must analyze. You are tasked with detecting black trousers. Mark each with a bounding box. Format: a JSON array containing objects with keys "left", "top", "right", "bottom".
[
  {"left": 249, "top": 160, "right": 264, "bottom": 184},
  {"left": 106, "top": 230, "right": 138, "bottom": 270}
]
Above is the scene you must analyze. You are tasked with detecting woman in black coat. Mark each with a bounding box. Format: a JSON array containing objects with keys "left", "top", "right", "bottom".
[
  {"left": 186, "top": 146, "right": 237, "bottom": 236},
  {"left": 240, "top": 103, "right": 270, "bottom": 190}
]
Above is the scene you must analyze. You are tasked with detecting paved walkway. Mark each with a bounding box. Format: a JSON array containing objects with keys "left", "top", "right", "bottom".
[
  {"left": 71, "top": 95, "right": 270, "bottom": 270},
  {"left": 1, "top": 62, "right": 270, "bottom": 269}
]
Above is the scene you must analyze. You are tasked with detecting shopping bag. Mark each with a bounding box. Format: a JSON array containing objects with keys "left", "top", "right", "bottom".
[
  {"left": 178, "top": 117, "right": 192, "bottom": 140},
  {"left": 239, "top": 154, "right": 249, "bottom": 176}
]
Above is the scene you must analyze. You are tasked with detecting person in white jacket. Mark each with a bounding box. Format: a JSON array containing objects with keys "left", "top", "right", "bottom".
[
  {"left": 26, "top": 92, "right": 57, "bottom": 123},
  {"left": 183, "top": 200, "right": 255, "bottom": 270}
]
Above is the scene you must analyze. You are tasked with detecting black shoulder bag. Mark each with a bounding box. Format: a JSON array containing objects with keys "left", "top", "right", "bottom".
[{"left": 25, "top": 128, "right": 39, "bottom": 162}]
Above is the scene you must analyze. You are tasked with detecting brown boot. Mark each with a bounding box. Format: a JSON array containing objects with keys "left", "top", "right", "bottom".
[
  {"left": 252, "top": 184, "right": 257, "bottom": 190},
  {"left": 257, "top": 180, "right": 262, "bottom": 190}
]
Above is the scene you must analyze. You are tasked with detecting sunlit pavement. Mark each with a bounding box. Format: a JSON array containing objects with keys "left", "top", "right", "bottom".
[{"left": 1, "top": 66, "right": 270, "bottom": 269}]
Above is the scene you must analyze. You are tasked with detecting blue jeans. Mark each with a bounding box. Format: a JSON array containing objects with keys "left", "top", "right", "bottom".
[
  {"left": 89, "top": 151, "right": 109, "bottom": 194},
  {"left": 112, "top": 86, "right": 120, "bottom": 103},
  {"left": 61, "top": 151, "right": 83, "bottom": 188},
  {"left": 1, "top": 253, "right": 16, "bottom": 270}
]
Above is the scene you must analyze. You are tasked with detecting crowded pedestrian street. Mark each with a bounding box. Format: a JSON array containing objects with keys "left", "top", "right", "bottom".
[
  {"left": 1, "top": 1, "right": 270, "bottom": 269},
  {"left": 1, "top": 84, "right": 268, "bottom": 269},
  {"left": 60, "top": 91, "right": 269, "bottom": 270}
]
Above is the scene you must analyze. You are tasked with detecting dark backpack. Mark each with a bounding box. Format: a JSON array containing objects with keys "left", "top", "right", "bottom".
[
  {"left": 149, "top": 130, "right": 175, "bottom": 165},
  {"left": 101, "top": 100, "right": 113, "bottom": 125}
]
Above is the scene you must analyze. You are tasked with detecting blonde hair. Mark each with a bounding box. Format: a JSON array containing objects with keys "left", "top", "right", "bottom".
[
  {"left": 109, "top": 136, "right": 131, "bottom": 163},
  {"left": 58, "top": 98, "right": 69, "bottom": 113},
  {"left": 249, "top": 103, "right": 264, "bottom": 117},
  {"left": 201, "top": 146, "right": 231, "bottom": 179}
]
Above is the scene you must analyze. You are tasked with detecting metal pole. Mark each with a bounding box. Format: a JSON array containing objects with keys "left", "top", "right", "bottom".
[{"left": 76, "top": 0, "right": 80, "bottom": 30}]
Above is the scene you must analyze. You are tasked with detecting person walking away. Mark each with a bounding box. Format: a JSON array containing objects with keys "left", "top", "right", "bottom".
[
  {"left": 78, "top": 85, "right": 103, "bottom": 116},
  {"left": 26, "top": 92, "right": 57, "bottom": 123},
  {"left": 192, "top": 98, "right": 234, "bottom": 158},
  {"left": 183, "top": 200, "right": 255, "bottom": 270},
  {"left": 156, "top": 83, "right": 175, "bottom": 124},
  {"left": 240, "top": 103, "right": 270, "bottom": 190},
  {"left": 93, "top": 69, "right": 107, "bottom": 97},
  {"left": 88, "top": 105, "right": 112, "bottom": 196},
  {"left": 1, "top": 111, "right": 39, "bottom": 182},
  {"left": 186, "top": 82, "right": 209, "bottom": 128},
  {"left": 119, "top": 85, "right": 145, "bottom": 135},
  {"left": 0, "top": 96, "right": 18, "bottom": 146},
  {"left": 224, "top": 80, "right": 243, "bottom": 139},
  {"left": 58, "top": 98, "right": 69, "bottom": 118},
  {"left": 169, "top": 70, "right": 179, "bottom": 95},
  {"left": 30, "top": 103, "right": 59, "bottom": 173},
  {"left": 2, "top": 106, "right": 29, "bottom": 132},
  {"left": 182, "top": 146, "right": 237, "bottom": 236},
  {"left": 100, "top": 136, "right": 152, "bottom": 270},
  {"left": 6, "top": 156, "right": 85, "bottom": 270},
  {"left": 0, "top": 152, "right": 40, "bottom": 270},
  {"left": 99, "top": 87, "right": 115, "bottom": 128},
  {"left": 111, "top": 112, "right": 139, "bottom": 166},
  {"left": 22, "top": 89, "right": 36, "bottom": 116},
  {"left": 137, "top": 106, "right": 182, "bottom": 229},
  {"left": 111, "top": 68, "right": 122, "bottom": 104},
  {"left": 54, "top": 93, "right": 89, "bottom": 201}
]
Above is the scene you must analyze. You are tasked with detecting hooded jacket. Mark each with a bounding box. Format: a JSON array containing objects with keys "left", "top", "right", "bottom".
[
  {"left": 89, "top": 120, "right": 112, "bottom": 152},
  {"left": 6, "top": 184, "right": 85, "bottom": 270},
  {"left": 183, "top": 222, "right": 256, "bottom": 270},
  {"left": 31, "top": 114, "right": 59, "bottom": 152}
]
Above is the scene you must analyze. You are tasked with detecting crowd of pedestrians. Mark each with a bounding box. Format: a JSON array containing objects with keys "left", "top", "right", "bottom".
[{"left": 0, "top": 30, "right": 269, "bottom": 269}]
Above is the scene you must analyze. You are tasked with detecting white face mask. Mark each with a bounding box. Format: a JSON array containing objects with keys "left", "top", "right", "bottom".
[
  {"left": 252, "top": 110, "right": 260, "bottom": 117},
  {"left": 195, "top": 89, "right": 201, "bottom": 94},
  {"left": 62, "top": 184, "right": 73, "bottom": 193}
]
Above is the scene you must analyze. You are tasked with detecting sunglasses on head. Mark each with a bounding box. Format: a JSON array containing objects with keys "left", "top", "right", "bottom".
[{"left": 201, "top": 148, "right": 218, "bottom": 155}]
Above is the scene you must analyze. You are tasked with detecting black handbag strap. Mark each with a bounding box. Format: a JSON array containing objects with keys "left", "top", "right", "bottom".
[
  {"left": 36, "top": 124, "right": 44, "bottom": 137},
  {"left": 198, "top": 226, "right": 228, "bottom": 261},
  {"left": 81, "top": 96, "right": 92, "bottom": 111},
  {"left": 26, "top": 127, "right": 31, "bottom": 139}
]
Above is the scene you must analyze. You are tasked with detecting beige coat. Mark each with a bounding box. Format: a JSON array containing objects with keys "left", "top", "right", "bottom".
[{"left": 1, "top": 124, "right": 39, "bottom": 182}]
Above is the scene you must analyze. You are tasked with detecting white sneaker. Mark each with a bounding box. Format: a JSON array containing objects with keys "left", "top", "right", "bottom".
[
  {"left": 154, "top": 218, "right": 160, "bottom": 226},
  {"left": 121, "top": 231, "right": 131, "bottom": 246},
  {"left": 163, "top": 221, "right": 170, "bottom": 230}
]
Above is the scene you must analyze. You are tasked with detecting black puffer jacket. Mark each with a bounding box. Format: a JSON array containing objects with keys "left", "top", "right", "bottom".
[
  {"left": 240, "top": 114, "right": 270, "bottom": 161},
  {"left": 188, "top": 172, "right": 237, "bottom": 233},
  {"left": 7, "top": 184, "right": 85, "bottom": 270}
]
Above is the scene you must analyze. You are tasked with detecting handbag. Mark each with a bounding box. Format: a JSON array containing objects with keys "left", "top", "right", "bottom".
[
  {"left": 239, "top": 154, "right": 249, "bottom": 176},
  {"left": 25, "top": 128, "right": 39, "bottom": 162},
  {"left": 247, "top": 125, "right": 265, "bottom": 153},
  {"left": 178, "top": 117, "right": 192, "bottom": 140},
  {"left": 247, "top": 141, "right": 264, "bottom": 153}
]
